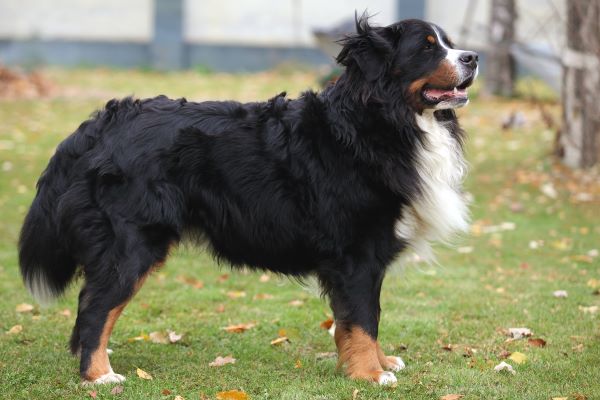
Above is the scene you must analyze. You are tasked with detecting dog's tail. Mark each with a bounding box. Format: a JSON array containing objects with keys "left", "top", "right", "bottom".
[{"left": 19, "top": 150, "right": 78, "bottom": 304}]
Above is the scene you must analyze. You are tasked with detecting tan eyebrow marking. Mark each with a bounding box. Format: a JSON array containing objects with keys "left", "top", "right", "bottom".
[{"left": 426, "top": 35, "right": 436, "bottom": 44}]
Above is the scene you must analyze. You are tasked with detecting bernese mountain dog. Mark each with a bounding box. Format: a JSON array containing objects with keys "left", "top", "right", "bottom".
[{"left": 19, "top": 15, "right": 478, "bottom": 385}]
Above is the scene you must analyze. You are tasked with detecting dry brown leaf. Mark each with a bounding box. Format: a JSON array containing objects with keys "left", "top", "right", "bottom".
[
  {"left": 227, "top": 291, "right": 246, "bottom": 299},
  {"left": 579, "top": 305, "right": 599, "bottom": 315},
  {"left": 551, "top": 398, "right": 568, "bottom": 400},
  {"left": 209, "top": 355, "right": 236, "bottom": 367},
  {"left": 136, "top": 367, "right": 153, "bottom": 380},
  {"left": 217, "top": 274, "right": 229, "bottom": 283},
  {"left": 259, "top": 273, "right": 270, "bottom": 282},
  {"left": 270, "top": 336, "right": 289, "bottom": 346},
  {"left": 440, "top": 395, "right": 464, "bottom": 400},
  {"left": 161, "top": 389, "right": 172, "bottom": 395},
  {"left": 528, "top": 338, "right": 547, "bottom": 347},
  {"left": 110, "top": 385, "right": 124, "bottom": 395},
  {"left": 294, "top": 359, "right": 302, "bottom": 369},
  {"left": 174, "top": 396, "right": 185, "bottom": 400},
  {"left": 320, "top": 318, "right": 334, "bottom": 330},
  {"left": 88, "top": 391, "right": 97, "bottom": 398},
  {"left": 7, "top": 325, "right": 23, "bottom": 335},
  {"left": 288, "top": 300, "right": 303, "bottom": 307},
  {"left": 15, "top": 303, "right": 34, "bottom": 313},
  {"left": 253, "top": 293, "right": 273, "bottom": 300},
  {"left": 216, "top": 390, "right": 248, "bottom": 400},
  {"left": 498, "top": 350, "right": 511, "bottom": 359},
  {"left": 352, "top": 389, "right": 359, "bottom": 400},
  {"left": 149, "top": 331, "right": 169, "bottom": 344},
  {"left": 177, "top": 275, "right": 204, "bottom": 289},
  {"left": 223, "top": 323, "right": 255, "bottom": 333},
  {"left": 59, "top": 309, "right": 72, "bottom": 317},
  {"left": 216, "top": 304, "right": 226, "bottom": 313}
]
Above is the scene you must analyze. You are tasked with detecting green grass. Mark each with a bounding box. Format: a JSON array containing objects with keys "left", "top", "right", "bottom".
[{"left": 0, "top": 69, "right": 598, "bottom": 400}]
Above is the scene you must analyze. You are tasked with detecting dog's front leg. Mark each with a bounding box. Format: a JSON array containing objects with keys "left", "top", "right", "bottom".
[{"left": 320, "top": 265, "right": 399, "bottom": 385}]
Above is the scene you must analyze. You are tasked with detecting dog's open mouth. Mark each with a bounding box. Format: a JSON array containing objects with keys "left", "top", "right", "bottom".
[{"left": 422, "top": 78, "right": 473, "bottom": 104}]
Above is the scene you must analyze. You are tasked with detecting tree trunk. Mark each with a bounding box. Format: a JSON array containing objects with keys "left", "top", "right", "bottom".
[
  {"left": 485, "top": 0, "right": 516, "bottom": 97},
  {"left": 560, "top": 0, "right": 600, "bottom": 168}
]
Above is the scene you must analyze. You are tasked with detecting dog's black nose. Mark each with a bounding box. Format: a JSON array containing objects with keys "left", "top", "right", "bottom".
[{"left": 459, "top": 51, "right": 479, "bottom": 70}]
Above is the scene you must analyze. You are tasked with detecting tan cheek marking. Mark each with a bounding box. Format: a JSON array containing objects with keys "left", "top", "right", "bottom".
[
  {"left": 426, "top": 60, "right": 459, "bottom": 87},
  {"left": 334, "top": 325, "right": 383, "bottom": 381}
]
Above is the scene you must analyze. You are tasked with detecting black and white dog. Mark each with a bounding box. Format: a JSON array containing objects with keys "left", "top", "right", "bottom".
[{"left": 19, "top": 16, "right": 478, "bottom": 385}]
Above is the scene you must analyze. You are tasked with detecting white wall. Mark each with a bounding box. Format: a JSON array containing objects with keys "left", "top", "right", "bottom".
[
  {"left": 0, "top": 0, "right": 152, "bottom": 41},
  {"left": 184, "top": 0, "right": 397, "bottom": 46}
]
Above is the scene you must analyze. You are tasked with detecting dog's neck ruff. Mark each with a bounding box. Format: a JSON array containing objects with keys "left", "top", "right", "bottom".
[{"left": 395, "top": 110, "right": 469, "bottom": 260}]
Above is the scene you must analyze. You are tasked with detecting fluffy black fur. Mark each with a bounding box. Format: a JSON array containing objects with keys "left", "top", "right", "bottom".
[{"left": 19, "top": 15, "right": 473, "bottom": 380}]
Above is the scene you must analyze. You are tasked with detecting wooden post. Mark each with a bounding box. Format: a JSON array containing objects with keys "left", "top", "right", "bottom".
[
  {"left": 485, "top": 0, "right": 516, "bottom": 97},
  {"left": 560, "top": 0, "right": 600, "bottom": 168}
]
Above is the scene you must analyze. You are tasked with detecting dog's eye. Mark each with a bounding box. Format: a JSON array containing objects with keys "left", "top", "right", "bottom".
[{"left": 424, "top": 42, "right": 434, "bottom": 51}]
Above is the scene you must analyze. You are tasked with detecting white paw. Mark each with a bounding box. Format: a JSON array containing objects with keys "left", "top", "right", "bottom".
[
  {"left": 388, "top": 356, "right": 406, "bottom": 371},
  {"left": 106, "top": 348, "right": 113, "bottom": 355},
  {"left": 82, "top": 371, "right": 126, "bottom": 385},
  {"left": 377, "top": 371, "right": 397, "bottom": 385}
]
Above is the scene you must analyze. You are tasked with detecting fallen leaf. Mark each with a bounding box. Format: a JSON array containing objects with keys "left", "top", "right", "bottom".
[
  {"left": 553, "top": 290, "right": 568, "bottom": 298},
  {"left": 223, "top": 323, "right": 255, "bottom": 333},
  {"left": 217, "top": 274, "right": 229, "bottom": 283},
  {"left": 136, "top": 367, "right": 153, "bottom": 380},
  {"left": 226, "top": 291, "right": 246, "bottom": 299},
  {"left": 288, "top": 299, "right": 303, "bottom": 307},
  {"left": 493, "top": 361, "right": 516, "bottom": 374},
  {"left": 587, "top": 279, "right": 600, "bottom": 289},
  {"left": 508, "top": 351, "right": 527, "bottom": 364},
  {"left": 541, "top": 182, "right": 558, "bottom": 199},
  {"left": 507, "top": 327, "right": 532, "bottom": 339},
  {"left": 161, "top": 389, "right": 172, "bottom": 395},
  {"left": 7, "top": 325, "right": 23, "bottom": 334},
  {"left": 588, "top": 249, "right": 599, "bottom": 258},
  {"left": 209, "top": 355, "right": 236, "bottom": 367},
  {"left": 572, "top": 343, "right": 585, "bottom": 352},
  {"left": 457, "top": 246, "right": 473, "bottom": 254},
  {"left": 253, "top": 293, "right": 273, "bottom": 300},
  {"left": 352, "top": 388, "right": 359, "bottom": 400},
  {"left": 110, "top": 385, "right": 124, "bottom": 395},
  {"left": 259, "top": 274, "right": 270, "bottom": 282},
  {"left": 88, "top": 391, "right": 97, "bottom": 398},
  {"left": 59, "top": 309, "right": 72, "bottom": 317},
  {"left": 15, "top": 303, "right": 34, "bottom": 313},
  {"left": 498, "top": 350, "right": 511, "bottom": 359},
  {"left": 579, "top": 305, "right": 598, "bottom": 315},
  {"left": 270, "top": 336, "right": 289, "bottom": 346},
  {"left": 216, "top": 390, "right": 248, "bottom": 400},
  {"left": 174, "top": 396, "right": 185, "bottom": 400},
  {"left": 551, "top": 398, "right": 568, "bottom": 400},
  {"left": 294, "top": 359, "right": 302, "bottom": 369},
  {"left": 149, "top": 331, "right": 169, "bottom": 344},
  {"left": 216, "top": 304, "right": 226, "bottom": 313},
  {"left": 320, "top": 318, "right": 334, "bottom": 330},
  {"left": 168, "top": 330, "right": 182, "bottom": 343},
  {"left": 128, "top": 333, "right": 149, "bottom": 342},
  {"left": 177, "top": 275, "right": 204, "bottom": 289},
  {"left": 572, "top": 393, "right": 588, "bottom": 400},
  {"left": 528, "top": 338, "right": 547, "bottom": 347},
  {"left": 441, "top": 344, "right": 454, "bottom": 351},
  {"left": 440, "top": 395, "right": 464, "bottom": 400},
  {"left": 278, "top": 328, "right": 287, "bottom": 337},
  {"left": 316, "top": 351, "right": 337, "bottom": 360}
]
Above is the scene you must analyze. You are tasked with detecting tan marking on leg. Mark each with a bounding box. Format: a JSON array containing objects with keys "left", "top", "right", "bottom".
[
  {"left": 83, "top": 261, "right": 164, "bottom": 381},
  {"left": 85, "top": 304, "right": 126, "bottom": 380},
  {"left": 376, "top": 342, "right": 404, "bottom": 371},
  {"left": 335, "top": 325, "right": 386, "bottom": 382}
]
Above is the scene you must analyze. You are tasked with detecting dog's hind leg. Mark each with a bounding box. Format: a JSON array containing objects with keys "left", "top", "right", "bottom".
[{"left": 73, "top": 237, "right": 171, "bottom": 385}]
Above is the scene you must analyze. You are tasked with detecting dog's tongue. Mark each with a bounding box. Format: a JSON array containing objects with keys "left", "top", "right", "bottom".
[{"left": 425, "top": 88, "right": 467, "bottom": 100}]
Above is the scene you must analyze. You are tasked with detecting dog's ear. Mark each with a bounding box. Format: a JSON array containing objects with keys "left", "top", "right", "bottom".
[{"left": 336, "top": 12, "right": 393, "bottom": 81}]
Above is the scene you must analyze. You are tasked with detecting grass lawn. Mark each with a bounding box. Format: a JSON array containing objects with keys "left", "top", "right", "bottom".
[{"left": 0, "top": 68, "right": 598, "bottom": 400}]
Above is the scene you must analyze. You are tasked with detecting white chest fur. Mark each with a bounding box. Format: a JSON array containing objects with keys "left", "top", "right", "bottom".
[{"left": 395, "top": 111, "right": 469, "bottom": 259}]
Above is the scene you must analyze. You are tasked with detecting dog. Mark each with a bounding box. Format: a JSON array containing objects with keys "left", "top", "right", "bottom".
[{"left": 19, "top": 15, "right": 478, "bottom": 385}]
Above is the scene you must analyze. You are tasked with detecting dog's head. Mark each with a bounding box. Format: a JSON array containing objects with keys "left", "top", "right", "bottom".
[{"left": 336, "top": 15, "right": 478, "bottom": 112}]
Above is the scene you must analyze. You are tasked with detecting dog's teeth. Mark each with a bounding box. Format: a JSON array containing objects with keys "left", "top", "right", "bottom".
[{"left": 454, "top": 87, "right": 458, "bottom": 93}]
